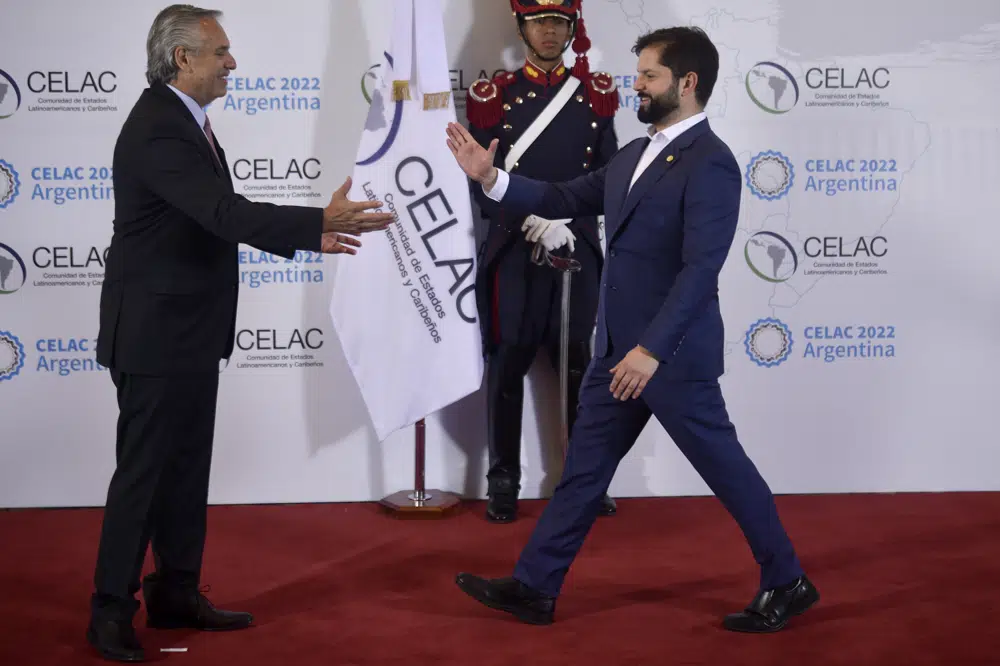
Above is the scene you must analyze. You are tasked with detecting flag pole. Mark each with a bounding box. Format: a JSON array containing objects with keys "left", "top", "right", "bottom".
[
  {"left": 378, "top": 418, "right": 462, "bottom": 518},
  {"left": 364, "top": 0, "right": 471, "bottom": 519},
  {"left": 412, "top": 419, "right": 426, "bottom": 501}
]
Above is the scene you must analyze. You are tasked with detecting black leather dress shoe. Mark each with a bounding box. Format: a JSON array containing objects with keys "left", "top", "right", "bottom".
[
  {"left": 598, "top": 493, "right": 617, "bottom": 516},
  {"left": 723, "top": 575, "right": 819, "bottom": 633},
  {"left": 87, "top": 617, "right": 145, "bottom": 662},
  {"left": 143, "top": 574, "right": 253, "bottom": 631},
  {"left": 455, "top": 573, "right": 555, "bottom": 625}
]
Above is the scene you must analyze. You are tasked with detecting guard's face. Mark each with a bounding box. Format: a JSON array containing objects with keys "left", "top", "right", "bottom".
[
  {"left": 174, "top": 18, "right": 237, "bottom": 106},
  {"left": 523, "top": 16, "right": 572, "bottom": 61},
  {"left": 633, "top": 46, "right": 683, "bottom": 125}
]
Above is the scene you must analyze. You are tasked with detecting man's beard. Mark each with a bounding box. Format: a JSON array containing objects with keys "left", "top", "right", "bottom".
[{"left": 637, "top": 85, "right": 680, "bottom": 124}]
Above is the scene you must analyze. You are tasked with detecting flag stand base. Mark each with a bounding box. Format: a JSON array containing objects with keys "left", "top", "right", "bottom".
[{"left": 377, "top": 419, "right": 462, "bottom": 519}]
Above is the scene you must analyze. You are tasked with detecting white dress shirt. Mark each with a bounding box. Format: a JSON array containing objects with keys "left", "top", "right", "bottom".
[
  {"left": 627, "top": 112, "right": 706, "bottom": 191},
  {"left": 483, "top": 112, "right": 708, "bottom": 201},
  {"left": 167, "top": 84, "right": 209, "bottom": 130}
]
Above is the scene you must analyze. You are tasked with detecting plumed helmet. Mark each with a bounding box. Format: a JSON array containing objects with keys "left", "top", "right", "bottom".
[
  {"left": 509, "top": 0, "right": 581, "bottom": 22},
  {"left": 509, "top": 0, "right": 595, "bottom": 79}
]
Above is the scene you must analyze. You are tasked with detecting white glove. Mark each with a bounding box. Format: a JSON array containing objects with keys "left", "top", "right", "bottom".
[
  {"left": 540, "top": 223, "right": 576, "bottom": 253},
  {"left": 522, "top": 215, "right": 571, "bottom": 243}
]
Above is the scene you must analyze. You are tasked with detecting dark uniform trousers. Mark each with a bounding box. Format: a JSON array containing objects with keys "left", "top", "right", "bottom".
[
  {"left": 91, "top": 368, "right": 219, "bottom": 620},
  {"left": 485, "top": 233, "right": 600, "bottom": 494}
]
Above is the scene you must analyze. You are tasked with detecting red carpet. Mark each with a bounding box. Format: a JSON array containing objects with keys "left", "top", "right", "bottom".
[{"left": 1, "top": 493, "right": 998, "bottom": 665}]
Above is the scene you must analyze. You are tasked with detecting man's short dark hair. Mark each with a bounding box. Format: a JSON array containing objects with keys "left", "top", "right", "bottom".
[{"left": 632, "top": 27, "right": 719, "bottom": 107}]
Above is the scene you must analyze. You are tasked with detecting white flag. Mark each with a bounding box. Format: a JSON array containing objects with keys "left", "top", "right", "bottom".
[{"left": 330, "top": 0, "right": 484, "bottom": 442}]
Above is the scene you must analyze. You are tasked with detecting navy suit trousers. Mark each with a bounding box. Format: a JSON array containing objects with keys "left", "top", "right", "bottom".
[{"left": 512, "top": 350, "right": 803, "bottom": 597}]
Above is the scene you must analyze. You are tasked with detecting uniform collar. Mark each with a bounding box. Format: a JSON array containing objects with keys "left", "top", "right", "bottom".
[{"left": 522, "top": 59, "right": 569, "bottom": 87}]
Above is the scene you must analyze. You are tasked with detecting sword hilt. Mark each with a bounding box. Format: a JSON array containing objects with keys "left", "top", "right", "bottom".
[{"left": 531, "top": 242, "right": 581, "bottom": 273}]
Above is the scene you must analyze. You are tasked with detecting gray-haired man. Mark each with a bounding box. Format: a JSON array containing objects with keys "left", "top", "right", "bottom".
[{"left": 86, "top": 5, "right": 392, "bottom": 661}]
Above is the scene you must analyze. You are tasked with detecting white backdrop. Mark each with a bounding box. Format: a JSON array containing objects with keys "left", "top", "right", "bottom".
[{"left": 2, "top": 0, "right": 1000, "bottom": 508}]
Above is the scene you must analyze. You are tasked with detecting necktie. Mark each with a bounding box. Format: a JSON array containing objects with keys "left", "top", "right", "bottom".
[{"left": 202, "top": 115, "right": 222, "bottom": 168}]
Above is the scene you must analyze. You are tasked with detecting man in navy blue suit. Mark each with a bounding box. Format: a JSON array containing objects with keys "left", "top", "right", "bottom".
[{"left": 445, "top": 26, "right": 819, "bottom": 633}]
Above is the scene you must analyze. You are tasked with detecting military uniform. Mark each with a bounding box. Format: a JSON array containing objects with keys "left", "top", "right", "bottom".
[{"left": 467, "top": 0, "right": 620, "bottom": 522}]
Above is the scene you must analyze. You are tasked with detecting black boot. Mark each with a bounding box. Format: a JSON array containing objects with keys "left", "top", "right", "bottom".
[
  {"left": 485, "top": 345, "right": 534, "bottom": 523},
  {"left": 486, "top": 477, "right": 519, "bottom": 523}
]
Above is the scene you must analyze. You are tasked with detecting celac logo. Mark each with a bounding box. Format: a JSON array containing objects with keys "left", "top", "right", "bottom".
[
  {"left": 0, "top": 243, "right": 27, "bottom": 294},
  {"left": 0, "top": 159, "right": 20, "bottom": 209},
  {"left": 357, "top": 52, "right": 403, "bottom": 167},
  {"left": 0, "top": 69, "right": 21, "bottom": 119},
  {"left": 744, "top": 231, "right": 798, "bottom": 283},
  {"left": 361, "top": 63, "right": 381, "bottom": 105},
  {"left": 0, "top": 330, "right": 25, "bottom": 381},
  {"left": 745, "top": 150, "right": 793, "bottom": 201},
  {"left": 744, "top": 317, "right": 792, "bottom": 367},
  {"left": 745, "top": 61, "right": 799, "bottom": 114}
]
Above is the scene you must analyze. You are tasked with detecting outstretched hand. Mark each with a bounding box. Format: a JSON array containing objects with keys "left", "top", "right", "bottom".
[
  {"left": 322, "top": 177, "right": 394, "bottom": 235},
  {"left": 320, "top": 232, "right": 362, "bottom": 255},
  {"left": 445, "top": 122, "right": 499, "bottom": 187}
]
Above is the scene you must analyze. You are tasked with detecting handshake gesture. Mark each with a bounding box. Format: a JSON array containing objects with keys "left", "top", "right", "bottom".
[{"left": 319, "top": 177, "right": 395, "bottom": 254}]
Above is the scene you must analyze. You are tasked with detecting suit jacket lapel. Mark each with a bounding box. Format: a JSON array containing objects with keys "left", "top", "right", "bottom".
[
  {"left": 214, "top": 140, "right": 233, "bottom": 190},
  {"left": 613, "top": 120, "right": 711, "bottom": 243},
  {"left": 605, "top": 137, "right": 649, "bottom": 240},
  {"left": 149, "top": 83, "right": 227, "bottom": 181}
]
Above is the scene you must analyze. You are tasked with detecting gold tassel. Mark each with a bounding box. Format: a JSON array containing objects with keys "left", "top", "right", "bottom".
[
  {"left": 392, "top": 80, "right": 411, "bottom": 101},
  {"left": 423, "top": 91, "right": 451, "bottom": 110}
]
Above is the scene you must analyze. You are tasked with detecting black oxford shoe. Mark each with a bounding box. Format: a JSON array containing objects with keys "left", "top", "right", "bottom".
[
  {"left": 455, "top": 573, "right": 555, "bottom": 625},
  {"left": 143, "top": 575, "right": 253, "bottom": 631},
  {"left": 723, "top": 575, "right": 819, "bottom": 633},
  {"left": 598, "top": 493, "right": 617, "bottom": 516},
  {"left": 86, "top": 617, "right": 145, "bottom": 662}
]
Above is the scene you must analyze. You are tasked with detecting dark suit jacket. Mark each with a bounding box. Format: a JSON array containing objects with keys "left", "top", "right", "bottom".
[
  {"left": 497, "top": 119, "right": 741, "bottom": 380},
  {"left": 96, "top": 83, "right": 323, "bottom": 375}
]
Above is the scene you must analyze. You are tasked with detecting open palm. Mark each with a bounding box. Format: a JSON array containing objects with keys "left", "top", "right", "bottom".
[
  {"left": 446, "top": 122, "right": 498, "bottom": 183},
  {"left": 320, "top": 232, "right": 362, "bottom": 255}
]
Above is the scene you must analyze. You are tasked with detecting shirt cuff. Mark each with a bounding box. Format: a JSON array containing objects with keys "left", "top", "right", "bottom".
[{"left": 482, "top": 169, "right": 510, "bottom": 201}]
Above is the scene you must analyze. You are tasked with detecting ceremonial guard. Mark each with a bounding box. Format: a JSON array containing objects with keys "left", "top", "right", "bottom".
[{"left": 467, "top": 0, "right": 620, "bottom": 523}]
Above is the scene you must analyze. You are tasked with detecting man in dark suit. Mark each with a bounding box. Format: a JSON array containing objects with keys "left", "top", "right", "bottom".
[
  {"left": 87, "top": 5, "right": 393, "bottom": 662},
  {"left": 465, "top": 0, "right": 619, "bottom": 523},
  {"left": 446, "top": 26, "right": 819, "bottom": 632}
]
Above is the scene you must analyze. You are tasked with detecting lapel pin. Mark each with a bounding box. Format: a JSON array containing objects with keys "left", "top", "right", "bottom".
[{"left": 666, "top": 155, "right": 674, "bottom": 162}]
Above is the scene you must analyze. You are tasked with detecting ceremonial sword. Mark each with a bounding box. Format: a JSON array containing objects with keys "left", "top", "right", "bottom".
[{"left": 532, "top": 242, "right": 581, "bottom": 458}]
